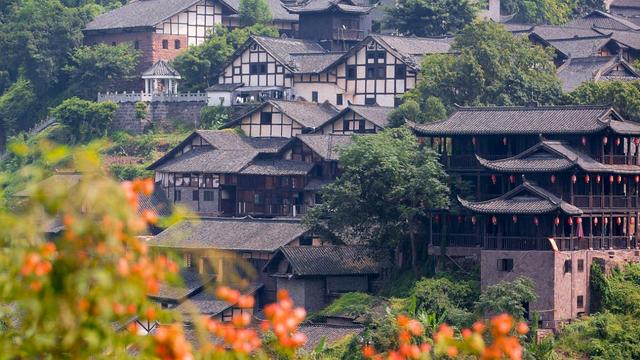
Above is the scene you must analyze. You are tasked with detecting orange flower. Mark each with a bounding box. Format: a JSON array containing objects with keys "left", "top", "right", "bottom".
[
  {"left": 516, "top": 322, "right": 529, "bottom": 335},
  {"left": 491, "top": 314, "right": 513, "bottom": 336},
  {"left": 362, "top": 345, "right": 376, "bottom": 358}
]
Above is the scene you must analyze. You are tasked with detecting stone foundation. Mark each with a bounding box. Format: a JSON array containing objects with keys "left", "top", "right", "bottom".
[{"left": 108, "top": 99, "right": 206, "bottom": 134}]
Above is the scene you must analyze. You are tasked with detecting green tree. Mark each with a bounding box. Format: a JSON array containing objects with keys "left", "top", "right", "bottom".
[
  {"left": 388, "top": 98, "right": 446, "bottom": 128},
  {"left": 501, "top": 0, "right": 604, "bottom": 24},
  {"left": 172, "top": 25, "right": 278, "bottom": 92},
  {"left": 51, "top": 97, "right": 117, "bottom": 142},
  {"left": 304, "top": 128, "right": 450, "bottom": 273},
  {"left": 565, "top": 80, "right": 640, "bottom": 122},
  {"left": 0, "top": 79, "right": 37, "bottom": 150},
  {"left": 411, "top": 277, "right": 479, "bottom": 327},
  {"left": 384, "top": 0, "right": 479, "bottom": 37},
  {"left": 64, "top": 44, "right": 140, "bottom": 99},
  {"left": 239, "top": 0, "right": 272, "bottom": 26},
  {"left": 475, "top": 277, "right": 537, "bottom": 320},
  {"left": 415, "top": 21, "right": 562, "bottom": 110},
  {"left": 200, "top": 105, "right": 230, "bottom": 130}
]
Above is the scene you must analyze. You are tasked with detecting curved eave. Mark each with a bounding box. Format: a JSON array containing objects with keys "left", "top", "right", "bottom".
[
  {"left": 475, "top": 154, "right": 576, "bottom": 173},
  {"left": 457, "top": 196, "right": 582, "bottom": 216}
]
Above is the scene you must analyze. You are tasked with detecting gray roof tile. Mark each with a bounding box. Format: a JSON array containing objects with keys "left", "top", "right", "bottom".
[
  {"left": 149, "top": 217, "right": 308, "bottom": 251},
  {"left": 458, "top": 181, "right": 583, "bottom": 215},
  {"left": 150, "top": 270, "right": 215, "bottom": 302},
  {"left": 546, "top": 35, "right": 615, "bottom": 58},
  {"left": 567, "top": 10, "right": 640, "bottom": 31},
  {"left": 142, "top": 60, "right": 181, "bottom": 78},
  {"left": 284, "top": 0, "right": 373, "bottom": 14},
  {"left": 240, "top": 159, "right": 315, "bottom": 175},
  {"left": 155, "top": 148, "right": 259, "bottom": 173},
  {"left": 557, "top": 56, "right": 640, "bottom": 91},
  {"left": 295, "top": 134, "right": 353, "bottom": 160},
  {"left": 299, "top": 324, "right": 364, "bottom": 352},
  {"left": 345, "top": 105, "right": 394, "bottom": 128},
  {"left": 266, "top": 245, "right": 391, "bottom": 276},
  {"left": 411, "top": 105, "right": 633, "bottom": 136}
]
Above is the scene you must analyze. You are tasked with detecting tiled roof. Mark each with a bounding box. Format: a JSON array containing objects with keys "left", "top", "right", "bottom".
[
  {"left": 284, "top": 0, "right": 373, "bottom": 14},
  {"left": 299, "top": 324, "right": 364, "bottom": 352},
  {"left": 252, "top": 36, "right": 329, "bottom": 71},
  {"left": 502, "top": 23, "right": 534, "bottom": 33},
  {"left": 304, "top": 178, "right": 332, "bottom": 191},
  {"left": 138, "top": 187, "right": 173, "bottom": 218},
  {"left": 289, "top": 53, "right": 345, "bottom": 73},
  {"left": 197, "top": 130, "right": 291, "bottom": 152},
  {"left": 150, "top": 270, "right": 215, "bottom": 302},
  {"left": 149, "top": 217, "right": 307, "bottom": 251},
  {"left": 346, "top": 105, "right": 394, "bottom": 128},
  {"left": 14, "top": 173, "right": 81, "bottom": 197},
  {"left": 530, "top": 25, "right": 605, "bottom": 40},
  {"left": 477, "top": 140, "right": 640, "bottom": 174},
  {"left": 557, "top": 56, "right": 639, "bottom": 91},
  {"left": 154, "top": 148, "right": 259, "bottom": 173},
  {"left": 296, "top": 134, "right": 353, "bottom": 160},
  {"left": 567, "top": 10, "right": 640, "bottom": 31},
  {"left": 410, "top": 105, "right": 624, "bottom": 136},
  {"left": 240, "top": 159, "right": 315, "bottom": 175},
  {"left": 611, "top": 0, "right": 640, "bottom": 8},
  {"left": 458, "top": 180, "right": 583, "bottom": 215},
  {"left": 174, "top": 283, "right": 263, "bottom": 317},
  {"left": 546, "top": 35, "right": 615, "bottom": 58},
  {"left": 370, "top": 34, "right": 453, "bottom": 69},
  {"left": 84, "top": 0, "right": 296, "bottom": 31},
  {"left": 84, "top": 0, "right": 202, "bottom": 31},
  {"left": 266, "top": 245, "right": 390, "bottom": 276},
  {"left": 594, "top": 28, "right": 640, "bottom": 49},
  {"left": 142, "top": 60, "right": 180, "bottom": 78},
  {"left": 226, "top": 100, "right": 340, "bottom": 130}
]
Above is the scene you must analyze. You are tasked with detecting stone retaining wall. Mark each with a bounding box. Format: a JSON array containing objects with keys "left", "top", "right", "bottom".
[{"left": 110, "top": 100, "right": 206, "bottom": 134}]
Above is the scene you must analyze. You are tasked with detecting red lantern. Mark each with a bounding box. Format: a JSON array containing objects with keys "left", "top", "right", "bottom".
[
  {"left": 418, "top": 137, "right": 425, "bottom": 145},
  {"left": 604, "top": 217, "right": 609, "bottom": 225},
  {"left": 609, "top": 175, "right": 615, "bottom": 183},
  {"left": 502, "top": 137, "right": 508, "bottom": 146},
  {"left": 491, "top": 174, "right": 497, "bottom": 185},
  {"left": 603, "top": 136, "right": 609, "bottom": 145},
  {"left": 617, "top": 175, "right": 622, "bottom": 184},
  {"left": 576, "top": 217, "right": 582, "bottom": 224},
  {"left": 617, "top": 217, "right": 622, "bottom": 225},
  {"left": 568, "top": 217, "right": 573, "bottom": 225},
  {"left": 551, "top": 174, "right": 557, "bottom": 184},
  {"left": 585, "top": 175, "right": 591, "bottom": 184},
  {"left": 571, "top": 174, "right": 577, "bottom": 184},
  {"left": 471, "top": 216, "right": 477, "bottom": 225},
  {"left": 581, "top": 136, "right": 588, "bottom": 146},
  {"left": 472, "top": 137, "right": 477, "bottom": 145},
  {"left": 512, "top": 215, "right": 518, "bottom": 223},
  {"left": 616, "top": 137, "right": 621, "bottom": 146},
  {"left": 509, "top": 175, "right": 516, "bottom": 184},
  {"left": 631, "top": 217, "right": 636, "bottom": 225},
  {"left": 491, "top": 216, "right": 498, "bottom": 225},
  {"left": 635, "top": 175, "right": 639, "bottom": 183},
  {"left": 594, "top": 217, "right": 599, "bottom": 225},
  {"left": 596, "top": 175, "right": 601, "bottom": 184},
  {"left": 533, "top": 216, "right": 539, "bottom": 226},
  {"left": 635, "top": 138, "right": 640, "bottom": 145},
  {"left": 554, "top": 217, "right": 560, "bottom": 226}
]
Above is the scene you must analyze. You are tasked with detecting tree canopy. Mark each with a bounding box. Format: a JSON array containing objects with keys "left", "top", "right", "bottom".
[
  {"left": 384, "top": 0, "right": 479, "bottom": 37},
  {"left": 304, "top": 128, "right": 450, "bottom": 272},
  {"left": 51, "top": 97, "right": 117, "bottom": 142},
  {"left": 239, "top": 0, "right": 273, "bottom": 26},
  {"left": 64, "top": 44, "right": 140, "bottom": 99},
  {"left": 501, "top": 0, "right": 605, "bottom": 24},
  {"left": 411, "top": 21, "right": 562, "bottom": 110},
  {"left": 564, "top": 80, "right": 640, "bottom": 122}
]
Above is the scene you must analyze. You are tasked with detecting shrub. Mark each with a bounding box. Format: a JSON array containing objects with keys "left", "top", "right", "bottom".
[
  {"left": 411, "top": 276, "right": 479, "bottom": 327},
  {"left": 475, "top": 277, "right": 537, "bottom": 321},
  {"left": 200, "top": 105, "right": 230, "bottom": 130},
  {"left": 135, "top": 101, "right": 148, "bottom": 120},
  {"left": 50, "top": 97, "right": 117, "bottom": 143}
]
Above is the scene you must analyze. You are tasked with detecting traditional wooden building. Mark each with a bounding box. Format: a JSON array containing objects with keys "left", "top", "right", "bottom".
[
  {"left": 214, "top": 34, "right": 452, "bottom": 107},
  {"left": 283, "top": 0, "right": 374, "bottom": 51},
  {"left": 412, "top": 104, "right": 640, "bottom": 328},
  {"left": 148, "top": 216, "right": 321, "bottom": 303},
  {"left": 557, "top": 55, "right": 640, "bottom": 91},
  {"left": 316, "top": 104, "right": 392, "bottom": 134},
  {"left": 83, "top": 0, "right": 298, "bottom": 81},
  {"left": 263, "top": 245, "right": 390, "bottom": 311}
]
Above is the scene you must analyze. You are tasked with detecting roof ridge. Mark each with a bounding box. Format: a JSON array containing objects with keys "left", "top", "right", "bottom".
[{"left": 455, "top": 104, "right": 611, "bottom": 111}]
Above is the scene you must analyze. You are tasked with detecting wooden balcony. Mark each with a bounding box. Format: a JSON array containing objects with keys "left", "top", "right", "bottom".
[
  {"left": 236, "top": 203, "right": 307, "bottom": 217},
  {"left": 572, "top": 195, "right": 639, "bottom": 209},
  {"left": 332, "top": 28, "right": 366, "bottom": 41},
  {"left": 434, "top": 233, "right": 637, "bottom": 251}
]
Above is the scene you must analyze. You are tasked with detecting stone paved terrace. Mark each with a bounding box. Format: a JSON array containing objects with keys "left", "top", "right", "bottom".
[{"left": 98, "top": 91, "right": 208, "bottom": 103}]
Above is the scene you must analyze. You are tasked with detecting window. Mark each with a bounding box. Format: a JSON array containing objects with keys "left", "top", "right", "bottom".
[
  {"left": 254, "top": 193, "right": 262, "bottom": 204},
  {"left": 343, "top": 120, "right": 350, "bottom": 130},
  {"left": 346, "top": 65, "right": 356, "bottom": 80},
  {"left": 577, "top": 259, "right": 584, "bottom": 272},
  {"left": 366, "top": 50, "right": 385, "bottom": 61},
  {"left": 192, "top": 190, "right": 199, "bottom": 201},
  {"left": 395, "top": 64, "right": 406, "bottom": 79},
  {"left": 336, "top": 94, "right": 343, "bottom": 106},
  {"left": 299, "top": 236, "right": 313, "bottom": 246},
  {"left": 162, "top": 39, "right": 169, "bottom": 49},
  {"left": 134, "top": 40, "right": 140, "bottom": 50},
  {"left": 358, "top": 120, "right": 366, "bottom": 132},
  {"left": 276, "top": 65, "right": 284, "bottom": 73},
  {"left": 174, "top": 39, "right": 181, "bottom": 49},
  {"left": 311, "top": 91, "right": 319, "bottom": 102},
  {"left": 250, "top": 63, "right": 268, "bottom": 75},
  {"left": 204, "top": 190, "right": 214, "bottom": 201},
  {"left": 366, "top": 65, "right": 385, "bottom": 79},
  {"left": 174, "top": 190, "right": 182, "bottom": 201},
  {"left": 394, "top": 97, "right": 404, "bottom": 107},
  {"left": 497, "top": 258, "right": 514, "bottom": 272},
  {"left": 365, "top": 97, "right": 376, "bottom": 106},
  {"left": 577, "top": 295, "right": 584, "bottom": 308},
  {"left": 184, "top": 253, "right": 192, "bottom": 268},
  {"left": 233, "top": 66, "right": 241, "bottom": 75},
  {"left": 260, "top": 112, "right": 273, "bottom": 125},
  {"left": 564, "top": 259, "right": 572, "bottom": 273}
]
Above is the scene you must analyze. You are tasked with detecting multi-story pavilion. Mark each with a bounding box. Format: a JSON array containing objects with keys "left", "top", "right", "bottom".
[{"left": 412, "top": 104, "right": 640, "bottom": 328}]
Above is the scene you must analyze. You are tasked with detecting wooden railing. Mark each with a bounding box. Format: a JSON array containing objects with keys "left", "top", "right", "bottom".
[
  {"left": 435, "top": 234, "right": 637, "bottom": 251},
  {"left": 332, "top": 28, "right": 366, "bottom": 41},
  {"left": 572, "top": 195, "right": 639, "bottom": 208},
  {"left": 432, "top": 233, "right": 481, "bottom": 247},
  {"left": 236, "top": 203, "right": 307, "bottom": 217}
]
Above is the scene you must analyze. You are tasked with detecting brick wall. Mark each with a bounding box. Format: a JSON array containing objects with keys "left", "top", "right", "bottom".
[{"left": 111, "top": 100, "right": 206, "bottom": 134}]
